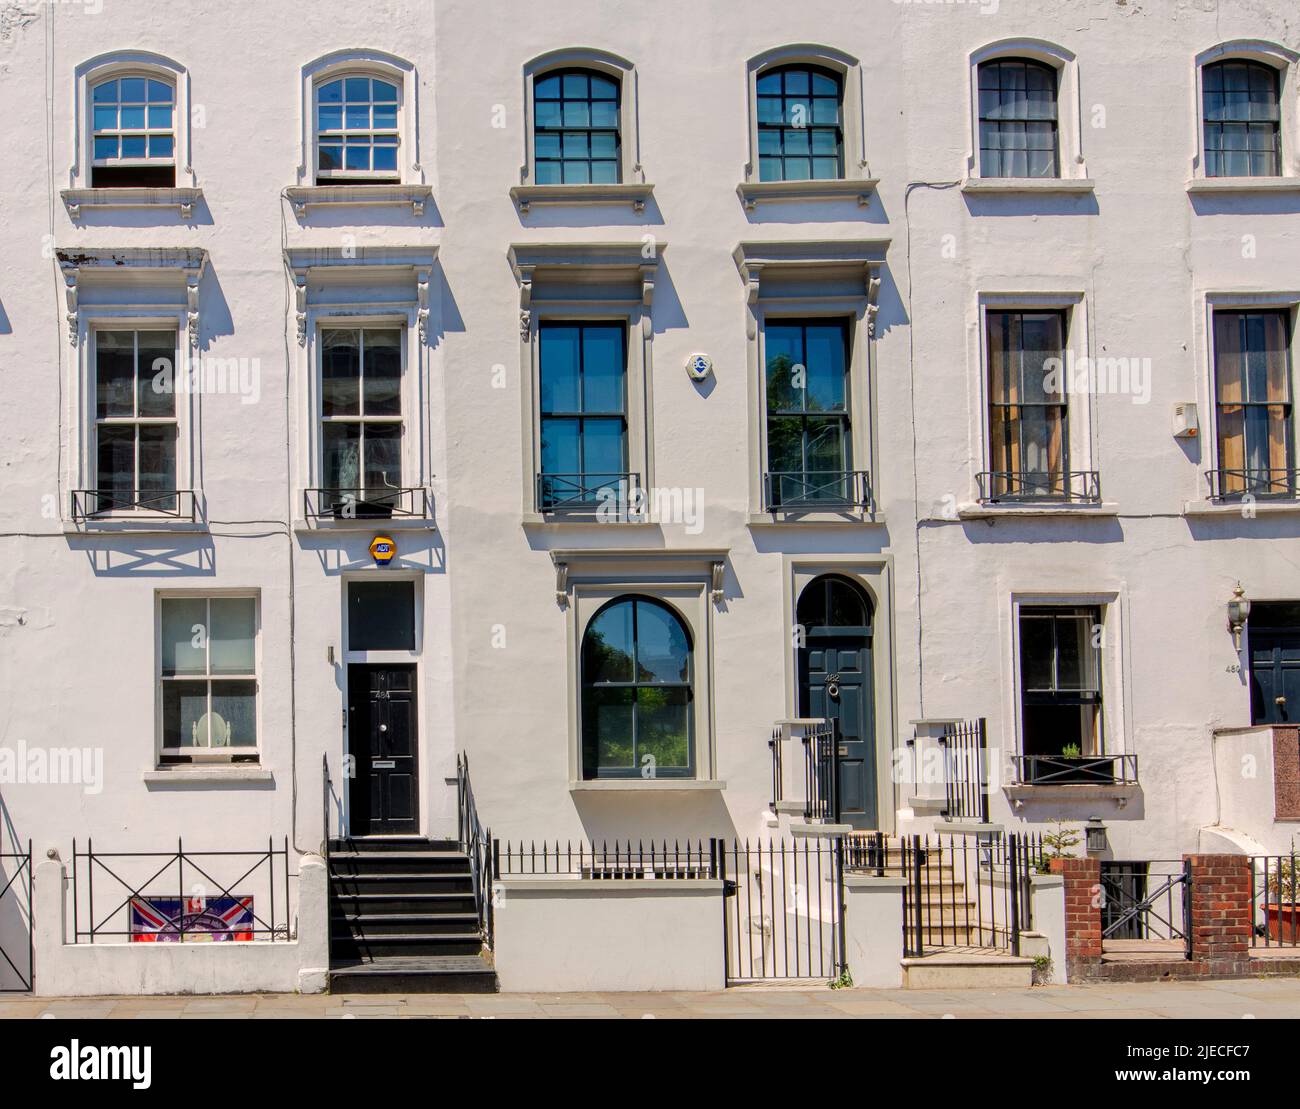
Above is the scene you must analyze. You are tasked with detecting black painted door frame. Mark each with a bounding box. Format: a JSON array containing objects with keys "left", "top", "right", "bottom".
[{"left": 346, "top": 663, "right": 420, "bottom": 836}]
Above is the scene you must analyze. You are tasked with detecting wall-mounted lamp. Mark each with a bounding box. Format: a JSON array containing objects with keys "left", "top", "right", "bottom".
[
  {"left": 1227, "top": 583, "right": 1251, "bottom": 651},
  {"left": 1084, "top": 816, "right": 1107, "bottom": 856}
]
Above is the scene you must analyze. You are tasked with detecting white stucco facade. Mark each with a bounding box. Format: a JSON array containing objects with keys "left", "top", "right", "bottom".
[{"left": 2, "top": 0, "right": 1300, "bottom": 988}]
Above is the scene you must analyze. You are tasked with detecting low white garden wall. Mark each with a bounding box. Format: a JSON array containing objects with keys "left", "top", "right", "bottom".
[
  {"left": 32, "top": 855, "right": 329, "bottom": 996},
  {"left": 493, "top": 877, "right": 724, "bottom": 992}
]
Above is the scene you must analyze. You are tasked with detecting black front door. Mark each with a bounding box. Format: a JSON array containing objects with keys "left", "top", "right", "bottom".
[
  {"left": 347, "top": 665, "right": 419, "bottom": 835},
  {"left": 1250, "top": 630, "right": 1300, "bottom": 724},
  {"left": 800, "top": 635, "right": 876, "bottom": 829}
]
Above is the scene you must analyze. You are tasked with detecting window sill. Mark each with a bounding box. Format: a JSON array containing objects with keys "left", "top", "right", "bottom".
[
  {"left": 1184, "top": 498, "right": 1300, "bottom": 517},
  {"left": 569, "top": 779, "right": 725, "bottom": 793},
  {"left": 960, "top": 177, "right": 1096, "bottom": 195},
  {"left": 285, "top": 184, "right": 432, "bottom": 217},
  {"left": 61, "top": 187, "right": 203, "bottom": 220},
  {"left": 1003, "top": 782, "right": 1140, "bottom": 807},
  {"left": 737, "top": 178, "right": 879, "bottom": 210},
  {"left": 748, "top": 509, "right": 885, "bottom": 526},
  {"left": 144, "top": 766, "right": 273, "bottom": 786},
  {"left": 957, "top": 501, "right": 1117, "bottom": 520},
  {"left": 511, "top": 183, "right": 655, "bottom": 214},
  {"left": 293, "top": 515, "right": 435, "bottom": 534},
  {"left": 64, "top": 517, "right": 209, "bottom": 536},
  {"left": 1186, "top": 176, "right": 1300, "bottom": 195}
]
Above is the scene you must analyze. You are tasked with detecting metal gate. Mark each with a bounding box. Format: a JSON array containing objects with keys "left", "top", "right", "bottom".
[
  {"left": 722, "top": 838, "right": 845, "bottom": 983},
  {"left": 0, "top": 840, "right": 33, "bottom": 992},
  {"left": 1101, "top": 859, "right": 1191, "bottom": 958}
]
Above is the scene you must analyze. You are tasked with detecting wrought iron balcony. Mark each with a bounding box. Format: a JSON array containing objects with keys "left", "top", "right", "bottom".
[
  {"left": 303, "top": 486, "right": 429, "bottom": 521},
  {"left": 977, "top": 470, "right": 1101, "bottom": 504},
  {"left": 1012, "top": 753, "right": 1138, "bottom": 786},
  {"left": 71, "top": 489, "right": 196, "bottom": 521},
  {"left": 1206, "top": 468, "right": 1300, "bottom": 501},
  {"left": 536, "top": 472, "right": 639, "bottom": 512},
  {"left": 762, "top": 470, "right": 872, "bottom": 512}
]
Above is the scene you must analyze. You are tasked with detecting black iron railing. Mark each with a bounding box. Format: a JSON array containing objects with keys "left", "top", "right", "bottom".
[
  {"left": 303, "top": 486, "right": 429, "bottom": 520},
  {"left": 456, "top": 753, "right": 495, "bottom": 948},
  {"left": 722, "top": 837, "right": 845, "bottom": 982},
  {"left": 976, "top": 470, "right": 1101, "bottom": 503},
  {"left": 1207, "top": 469, "right": 1300, "bottom": 500},
  {"left": 859, "top": 833, "right": 1040, "bottom": 958},
  {"left": 940, "top": 719, "right": 989, "bottom": 823},
  {"left": 535, "top": 471, "right": 639, "bottom": 511},
  {"left": 763, "top": 470, "right": 872, "bottom": 512},
  {"left": 0, "top": 841, "right": 32, "bottom": 992},
  {"left": 495, "top": 838, "right": 721, "bottom": 880},
  {"left": 1013, "top": 753, "right": 1138, "bottom": 786},
  {"left": 768, "top": 720, "right": 841, "bottom": 823},
  {"left": 71, "top": 838, "right": 291, "bottom": 943},
  {"left": 1099, "top": 860, "right": 1190, "bottom": 954},
  {"left": 1251, "top": 853, "right": 1300, "bottom": 949},
  {"left": 71, "top": 489, "right": 195, "bottom": 520}
]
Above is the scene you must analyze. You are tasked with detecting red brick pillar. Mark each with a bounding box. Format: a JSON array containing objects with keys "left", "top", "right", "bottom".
[
  {"left": 1051, "top": 857, "right": 1102, "bottom": 961},
  {"left": 1186, "top": 855, "right": 1251, "bottom": 971}
]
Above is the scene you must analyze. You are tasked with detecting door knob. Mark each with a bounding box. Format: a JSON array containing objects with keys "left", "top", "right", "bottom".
[
  {"left": 379, "top": 724, "right": 388, "bottom": 732},
  {"left": 1276, "top": 696, "right": 1287, "bottom": 707}
]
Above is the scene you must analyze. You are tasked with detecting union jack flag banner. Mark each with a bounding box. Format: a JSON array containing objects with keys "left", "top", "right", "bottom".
[{"left": 129, "top": 896, "right": 255, "bottom": 942}]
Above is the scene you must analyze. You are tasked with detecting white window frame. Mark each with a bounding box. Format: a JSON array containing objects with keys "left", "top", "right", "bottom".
[
  {"left": 1189, "top": 40, "right": 1300, "bottom": 188},
  {"left": 70, "top": 51, "right": 196, "bottom": 191},
  {"left": 1006, "top": 591, "right": 1129, "bottom": 785},
  {"left": 972, "top": 290, "right": 1096, "bottom": 507},
  {"left": 295, "top": 50, "right": 422, "bottom": 189},
  {"left": 739, "top": 43, "right": 875, "bottom": 208},
  {"left": 155, "top": 590, "right": 261, "bottom": 765},
  {"left": 1195, "top": 291, "right": 1300, "bottom": 502},
  {"left": 963, "top": 39, "right": 1092, "bottom": 191},
  {"left": 562, "top": 575, "right": 719, "bottom": 789}
]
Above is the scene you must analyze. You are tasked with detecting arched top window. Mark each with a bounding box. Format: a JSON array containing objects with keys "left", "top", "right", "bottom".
[
  {"left": 977, "top": 57, "right": 1059, "bottom": 178},
  {"left": 315, "top": 73, "right": 401, "bottom": 183},
  {"left": 756, "top": 64, "right": 843, "bottom": 182},
  {"left": 90, "top": 73, "right": 176, "bottom": 187},
  {"left": 1202, "top": 59, "right": 1281, "bottom": 178},
  {"left": 533, "top": 68, "right": 621, "bottom": 185},
  {"left": 581, "top": 595, "right": 693, "bottom": 779},
  {"left": 797, "top": 574, "right": 873, "bottom": 634}
]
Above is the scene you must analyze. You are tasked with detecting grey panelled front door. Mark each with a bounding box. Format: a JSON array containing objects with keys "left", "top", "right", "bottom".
[{"left": 800, "top": 634, "right": 876, "bottom": 829}]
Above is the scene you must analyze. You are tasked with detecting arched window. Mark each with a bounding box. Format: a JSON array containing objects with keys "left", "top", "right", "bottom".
[
  {"left": 90, "top": 73, "right": 176, "bottom": 187},
  {"left": 315, "top": 74, "right": 401, "bottom": 183},
  {"left": 797, "top": 574, "right": 872, "bottom": 634},
  {"left": 977, "top": 58, "right": 1059, "bottom": 178},
  {"left": 1202, "top": 60, "right": 1281, "bottom": 178},
  {"left": 581, "top": 596, "right": 693, "bottom": 779},
  {"left": 533, "top": 68, "right": 621, "bottom": 185},
  {"left": 756, "top": 64, "right": 843, "bottom": 182}
]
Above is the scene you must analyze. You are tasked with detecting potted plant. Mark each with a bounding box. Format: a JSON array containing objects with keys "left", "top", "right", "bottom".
[
  {"left": 1031, "top": 742, "right": 1116, "bottom": 784},
  {"left": 1262, "top": 851, "right": 1300, "bottom": 943}
]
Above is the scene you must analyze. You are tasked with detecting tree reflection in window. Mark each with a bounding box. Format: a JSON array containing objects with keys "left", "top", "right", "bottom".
[{"left": 581, "top": 596, "right": 693, "bottom": 779}]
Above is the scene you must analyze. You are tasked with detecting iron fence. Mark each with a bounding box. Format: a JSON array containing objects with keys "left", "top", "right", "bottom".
[
  {"left": 762, "top": 470, "right": 872, "bottom": 512},
  {"left": 495, "top": 838, "right": 720, "bottom": 881},
  {"left": 71, "top": 838, "right": 292, "bottom": 943},
  {"left": 859, "top": 833, "right": 1040, "bottom": 957},
  {"left": 1251, "top": 853, "right": 1300, "bottom": 949},
  {"left": 0, "top": 841, "right": 32, "bottom": 991},
  {"left": 768, "top": 720, "right": 839, "bottom": 823},
  {"left": 456, "top": 753, "right": 495, "bottom": 947},
  {"left": 976, "top": 469, "right": 1101, "bottom": 503},
  {"left": 1208, "top": 469, "right": 1300, "bottom": 501},
  {"left": 1012, "top": 753, "right": 1138, "bottom": 786},
  {"left": 1100, "top": 860, "right": 1190, "bottom": 955},
  {"left": 940, "top": 719, "right": 988, "bottom": 823},
  {"left": 722, "top": 837, "right": 844, "bottom": 982}
]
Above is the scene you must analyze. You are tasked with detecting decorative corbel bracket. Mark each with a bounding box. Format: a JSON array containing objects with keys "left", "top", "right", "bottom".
[
  {"left": 711, "top": 558, "right": 726, "bottom": 606},
  {"left": 186, "top": 270, "right": 201, "bottom": 351},
  {"left": 518, "top": 265, "right": 534, "bottom": 342},
  {"left": 64, "top": 272, "right": 79, "bottom": 346},
  {"left": 640, "top": 263, "right": 655, "bottom": 339},
  {"left": 294, "top": 273, "right": 308, "bottom": 346},
  {"left": 553, "top": 559, "right": 569, "bottom": 608},
  {"left": 866, "top": 265, "right": 883, "bottom": 339},
  {"left": 416, "top": 268, "right": 430, "bottom": 346}
]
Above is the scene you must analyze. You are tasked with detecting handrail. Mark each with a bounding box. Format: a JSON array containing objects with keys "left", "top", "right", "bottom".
[{"left": 456, "top": 753, "right": 494, "bottom": 949}]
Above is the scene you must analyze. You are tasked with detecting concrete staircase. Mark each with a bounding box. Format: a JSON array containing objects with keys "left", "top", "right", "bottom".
[{"left": 327, "top": 837, "right": 497, "bottom": 993}]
